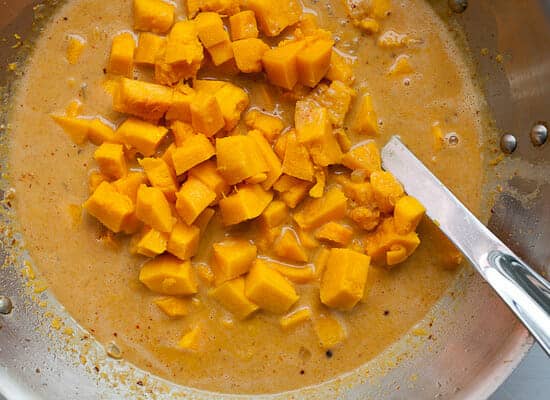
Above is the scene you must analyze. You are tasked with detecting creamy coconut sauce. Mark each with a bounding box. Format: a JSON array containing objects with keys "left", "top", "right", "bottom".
[{"left": 8, "top": 0, "right": 487, "bottom": 394}]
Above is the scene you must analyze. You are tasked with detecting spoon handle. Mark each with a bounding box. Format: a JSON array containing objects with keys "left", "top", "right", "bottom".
[
  {"left": 483, "top": 250, "right": 550, "bottom": 355},
  {"left": 381, "top": 136, "right": 550, "bottom": 356}
]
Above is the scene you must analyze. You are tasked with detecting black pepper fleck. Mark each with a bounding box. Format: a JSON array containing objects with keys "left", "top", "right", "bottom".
[
  {"left": 300, "top": 370, "right": 305, "bottom": 375},
  {"left": 102, "top": 68, "right": 107, "bottom": 74},
  {"left": 384, "top": 310, "right": 390, "bottom": 316},
  {"left": 136, "top": 380, "right": 144, "bottom": 386},
  {"left": 325, "top": 350, "right": 333, "bottom": 358}
]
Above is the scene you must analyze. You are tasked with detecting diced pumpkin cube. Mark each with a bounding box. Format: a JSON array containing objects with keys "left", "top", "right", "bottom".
[
  {"left": 281, "top": 131, "right": 314, "bottom": 181},
  {"left": 193, "top": 79, "right": 227, "bottom": 92},
  {"left": 109, "top": 32, "right": 135, "bottom": 77},
  {"left": 309, "top": 80, "right": 356, "bottom": 127},
  {"left": 171, "top": 134, "right": 215, "bottom": 175},
  {"left": 167, "top": 221, "right": 200, "bottom": 260},
  {"left": 280, "top": 308, "right": 312, "bottom": 329},
  {"left": 166, "top": 85, "right": 195, "bottom": 122},
  {"left": 315, "top": 222, "right": 354, "bottom": 246},
  {"left": 171, "top": 121, "right": 195, "bottom": 146},
  {"left": 113, "top": 78, "right": 173, "bottom": 121},
  {"left": 370, "top": 171, "right": 404, "bottom": 213},
  {"left": 134, "top": 32, "right": 166, "bottom": 65},
  {"left": 393, "top": 195, "right": 425, "bottom": 234},
  {"left": 139, "top": 254, "right": 197, "bottom": 295},
  {"left": 260, "top": 200, "right": 288, "bottom": 228},
  {"left": 218, "top": 184, "right": 273, "bottom": 225},
  {"left": 364, "top": 218, "right": 420, "bottom": 265},
  {"left": 209, "top": 277, "right": 259, "bottom": 319},
  {"left": 341, "top": 141, "right": 381, "bottom": 177},
  {"left": 89, "top": 172, "right": 109, "bottom": 194},
  {"left": 188, "top": 160, "right": 229, "bottom": 199},
  {"left": 232, "top": 38, "right": 269, "bottom": 73},
  {"left": 136, "top": 184, "right": 175, "bottom": 232},
  {"left": 138, "top": 157, "right": 177, "bottom": 202},
  {"left": 216, "top": 135, "right": 268, "bottom": 185},
  {"left": 246, "top": 0, "right": 302, "bottom": 37},
  {"left": 352, "top": 93, "right": 379, "bottom": 135},
  {"left": 273, "top": 133, "right": 288, "bottom": 159},
  {"left": 155, "top": 21, "right": 203, "bottom": 85},
  {"left": 116, "top": 118, "right": 168, "bottom": 157},
  {"left": 175, "top": 177, "right": 216, "bottom": 225},
  {"left": 274, "top": 229, "right": 308, "bottom": 263},
  {"left": 190, "top": 92, "right": 225, "bottom": 136},
  {"left": 296, "top": 38, "right": 334, "bottom": 87},
  {"left": 295, "top": 101, "right": 330, "bottom": 144},
  {"left": 320, "top": 248, "right": 370, "bottom": 310},
  {"left": 262, "top": 40, "right": 306, "bottom": 89},
  {"left": 293, "top": 187, "right": 347, "bottom": 230},
  {"left": 337, "top": 176, "right": 374, "bottom": 205},
  {"left": 248, "top": 130, "right": 282, "bottom": 190},
  {"left": 84, "top": 182, "right": 135, "bottom": 233},
  {"left": 244, "top": 110, "right": 283, "bottom": 142},
  {"left": 94, "top": 143, "right": 127, "bottom": 180},
  {"left": 348, "top": 206, "right": 380, "bottom": 231},
  {"left": 134, "top": 0, "right": 175, "bottom": 33},
  {"left": 88, "top": 119, "right": 117, "bottom": 145},
  {"left": 256, "top": 224, "right": 282, "bottom": 252},
  {"left": 229, "top": 10, "right": 258, "bottom": 40},
  {"left": 271, "top": 262, "right": 315, "bottom": 284},
  {"left": 306, "top": 129, "right": 342, "bottom": 168},
  {"left": 194, "top": 207, "right": 215, "bottom": 232},
  {"left": 154, "top": 296, "right": 189, "bottom": 317},
  {"left": 194, "top": 12, "right": 229, "bottom": 48},
  {"left": 207, "top": 40, "right": 234, "bottom": 66},
  {"left": 273, "top": 175, "right": 312, "bottom": 209},
  {"left": 178, "top": 326, "right": 201, "bottom": 350},
  {"left": 212, "top": 239, "right": 257, "bottom": 284},
  {"left": 211, "top": 83, "right": 249, "bottom": 130},
  {"left": 135, "top": 227, "right": 168, "bottom": 256},
  {"left": 326, "top": 50, "right": 355, "bottom": 85},
  {"left": 112, "top": 172, "right": 148, "bottom": 202},
  {"left": 50, "top": 115, "right": 90, "bottom": 145},
  {"left": 313, "top": 313, "right": 346, "bottom": 349},
  {"left": 244, "top": 259, "right": 299, "bottom": 313}
]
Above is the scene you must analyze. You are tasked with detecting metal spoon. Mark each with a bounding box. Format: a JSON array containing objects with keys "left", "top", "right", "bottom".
[{"left": 381, "top": 136, "right": 550, "bottom": 355}]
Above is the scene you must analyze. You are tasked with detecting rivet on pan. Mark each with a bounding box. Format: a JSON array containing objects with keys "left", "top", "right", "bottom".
[
  {"left": 530, "top": 122, "right": 548, "bottom": 147},
  {"left": 448, "top": 0, "right": 468, "bottom": 13},
  {"left": 500, "top": 133, "right": 517, "bottom": 154},
  {"left": 106, "top": 342, "right": 123, "bottom": 359},
  {"left": 0, "top": 295, "right": 13, "bottom": 314}
]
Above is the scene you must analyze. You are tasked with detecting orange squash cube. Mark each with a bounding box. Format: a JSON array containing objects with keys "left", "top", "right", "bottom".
[
  {"left": 139, "top": 254, "right": 198, "bottom": 295},
  {"left": 113, "top": 78, "right": 173, "bottom": 121},
  {"left": 134, "top": 0, "right": 175, "bottom": 34},
  {"left": 134, "top": 32, "right": 166, "bottom": 65},
  {"left": 393, "top": 195, "right": 425, "bottom": 234},
  {"left": 232, "top": 38, "right": 269, "bottom": 73},
  {"left": 136, "top": 184, "right": 175, "bottom": 232},
  {"left": 281, "top": 131, "right": 314, "bottom": 182},
  {"left": 84, "top": 182, "right": 135, "bottom": 233},
  {"left": 218, "top": 184, "right": 273, "bottom": 226},
  {"left": 116, "top": 117, "right": 168, "bottom": 157},
  {"left": 138, "top": 157, "right": 177, "bottom": 202},
  {"left": 246, "top": 0, "right": 302, "bottom": 37},
  {"left": 190, "top": 92, "right": 225, "bottom": 137},
  {"left": 293, "top": 187, "right": 348, "bottom": 230},
  {"left": 229, "top": 10, "right": 258, "bottom": 40},
  {"left": 244, "top": 259, "right": 299, "bottom": 313},
  {"left": 320, "top": 248, "right": 370, "bottom": 310},
  {"left": 370, "top": 171, "right": 404, "bottom": 213},
  {"left": 167, "top": 221, "right": 200, "bottom": 260},
  {"left": 194, "top": 12, "right": 229, "bottom": 48},
  {"left": 216, "top": 135, "right": 268, "bottom": 185},
  {"left": 212, "top": 239, "right": 257, "bottom": 284},
  {"left": 209, "top": 277, "right": 259, "bottom": 319},
  {"left": 109, "top": 32, "right": 135, "bottom": 77},
  {"left": 171, "top": 134, "right": 215, "bottom": 175},
  {"left": 342, "top": 141, "right": 381, "bottom": 176},
  {"left": 175, "top": 177, "right": 216, "bottom": 225},
  {"left": 315, "top": 222, "right": 354, "bottom": 246},
  {"left": 188, "top": 160, "right": 230, "bottom": 199},
  {"left": 262, "top": 41, "right": 306, "bottom": 89},
  {"left": 93, "top": 143, "right": 127, "bottom": 180},
  {"left": 274, "top": 229, "right": 308, "bottom": 263},
  {"left": 296, "top": 38, "right": 334, "bottom": 87}
]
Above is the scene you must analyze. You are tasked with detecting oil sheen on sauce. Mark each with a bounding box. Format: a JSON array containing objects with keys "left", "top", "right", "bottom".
[{"left": 8, "top": 0, "right": 486, "bottom": 394}]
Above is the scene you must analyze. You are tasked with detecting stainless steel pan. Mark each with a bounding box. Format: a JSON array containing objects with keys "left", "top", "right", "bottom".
[{"left": 0, "top": 0, "right": 548, "bottom": 398}]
